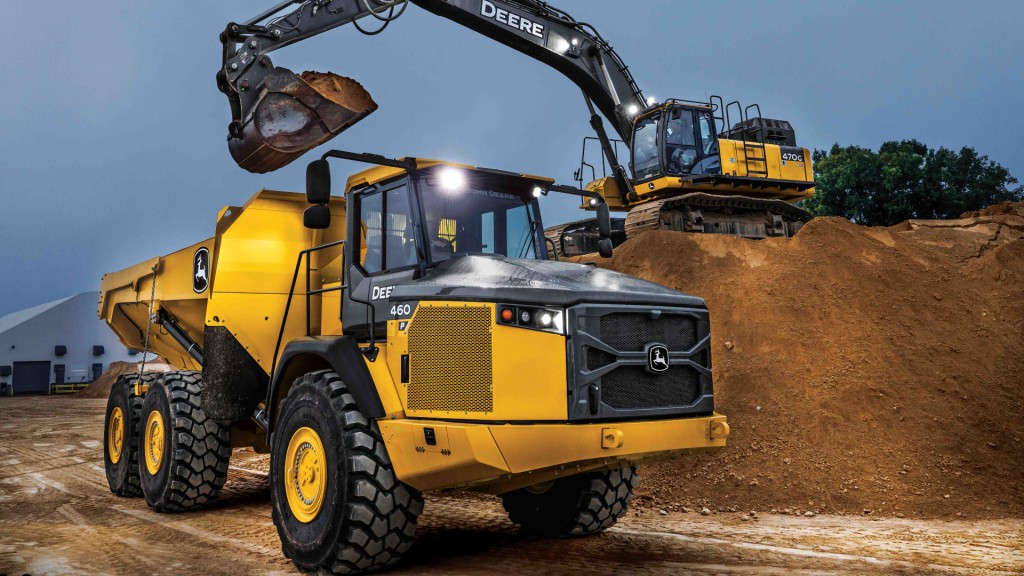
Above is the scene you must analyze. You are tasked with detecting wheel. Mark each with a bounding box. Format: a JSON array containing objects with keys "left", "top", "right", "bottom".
[
  {"left": 501, "top": 466, "right": 638, "bottom": 537},
  {"left": 270, "top": 370, "right": 423, "bottom": 574},
  {"left": 103, "top": 372, "right": 160, "bottom": 496},
  {"left": 138, "top": 371, "right": 231, "bottom": 512}
]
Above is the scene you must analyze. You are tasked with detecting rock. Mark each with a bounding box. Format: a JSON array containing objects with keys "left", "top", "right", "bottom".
[
  {"left": 724, "top": 341, "right": 734, "bottom": 350},
  {"left": 659, "top": 509, "right": 668, "bottom": 516},
  {"left": 804, "top": 511, "right": 815, "bottom": 517},
  {"left": 700, "top": 507, "right": 711, "bottom": 516},
  {"left": 741, "top": 515, "right": 750, "bottom": 521}
]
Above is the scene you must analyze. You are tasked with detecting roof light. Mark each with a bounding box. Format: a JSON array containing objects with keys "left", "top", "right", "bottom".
[
  {"left": 438, "top": 168, "right": 466, "bottom": 192},
  {"left": 532, "top": 186, "right": 544, "bottom": 198},
  {"left": 588, "top": 198, "right": 599, "bottom": 207},
  {"left": 646, "top": 96, "right": 657, "bottom": 106},
  {"left": 627, "top": 104, "right": 639, "bottom": 116}
]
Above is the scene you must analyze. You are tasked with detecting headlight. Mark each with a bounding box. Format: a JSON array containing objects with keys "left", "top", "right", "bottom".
[{"left": 497, "top": 305, "right": 565, "bottom": 335}]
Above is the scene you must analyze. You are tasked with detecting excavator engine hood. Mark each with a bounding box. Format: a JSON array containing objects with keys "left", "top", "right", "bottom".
[{"left": 228, "top": 68, "right": 377, "bottom": 173}]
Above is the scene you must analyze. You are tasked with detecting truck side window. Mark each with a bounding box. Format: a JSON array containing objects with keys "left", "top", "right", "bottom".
[
  {"left": 360, "top": 191, "right": 384, "bottom": 274},
  {"left": 359, "top": 185, "right": 418, "bottom": 275},
  {"left": 385, "top": 186, "right": 417, "bottom": 270}
]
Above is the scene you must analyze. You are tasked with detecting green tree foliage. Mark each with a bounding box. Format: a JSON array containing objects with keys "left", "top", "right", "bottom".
[{"left": 800, "top": 140, "right": 1023, "bottom": 225}]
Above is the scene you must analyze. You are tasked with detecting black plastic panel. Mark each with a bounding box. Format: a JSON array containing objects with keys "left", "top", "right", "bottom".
[{"left": 567, "top": 304, "right": 713, "bottom": 421}]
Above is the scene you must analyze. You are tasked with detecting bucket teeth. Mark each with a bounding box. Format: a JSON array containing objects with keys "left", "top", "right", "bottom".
[{"left": 228, "top": 68, "right": 377, "bottom": 173}]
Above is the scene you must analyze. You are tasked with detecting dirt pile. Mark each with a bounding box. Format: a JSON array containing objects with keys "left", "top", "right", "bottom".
[
  {"left": 76, "top": 361, "right": 173, "bottom": 398},
  {"left": 583, "top": 203, "right": 1024, "bottom": 519}
]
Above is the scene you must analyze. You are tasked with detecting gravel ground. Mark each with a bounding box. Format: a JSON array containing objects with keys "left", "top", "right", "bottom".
[{"left": 1, "top": 397, "right": 1021, "bottom": 576}]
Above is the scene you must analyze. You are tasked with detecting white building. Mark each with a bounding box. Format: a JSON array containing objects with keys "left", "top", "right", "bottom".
[{"left": 0, "top": 292, "right": 137, "bottom": 394}]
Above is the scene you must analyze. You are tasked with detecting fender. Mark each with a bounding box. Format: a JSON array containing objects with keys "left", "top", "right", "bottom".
[{"left": 266, "top": 336, "right": 385, "bottom": 436}]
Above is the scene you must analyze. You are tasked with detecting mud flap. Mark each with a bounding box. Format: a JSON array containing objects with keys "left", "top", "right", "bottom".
[{"left": 228, "top": 68, "right": 377, "bottom": 173}]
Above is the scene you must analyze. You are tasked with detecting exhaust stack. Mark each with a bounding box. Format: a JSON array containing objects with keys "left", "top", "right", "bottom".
[{"left": 228, "top": 68, "right": 377, "bottom": 173}]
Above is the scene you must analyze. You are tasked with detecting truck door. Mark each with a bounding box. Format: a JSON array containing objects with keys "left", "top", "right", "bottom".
[{"left": 343, "top": 179, "right": 421, "bottom": 342}]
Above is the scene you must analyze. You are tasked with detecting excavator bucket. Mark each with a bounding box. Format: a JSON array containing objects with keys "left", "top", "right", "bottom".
[{"left": 228, "top": 68, "right": 377, "bottom": 173}]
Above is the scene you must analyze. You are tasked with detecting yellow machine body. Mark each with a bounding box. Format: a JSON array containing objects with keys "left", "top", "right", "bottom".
[{"left": 99, "top": 160, "right": 728, "bottom": 493}]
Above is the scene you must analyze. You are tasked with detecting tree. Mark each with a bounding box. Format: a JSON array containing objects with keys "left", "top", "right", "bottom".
[{"left": 800, "top": 140, "right": 1023, "bottom": 226}]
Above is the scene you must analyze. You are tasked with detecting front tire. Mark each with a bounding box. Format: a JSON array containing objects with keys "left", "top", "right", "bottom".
[
  {"left": 271, "top": 370, "right": 423, "bottom": 574},
  {"left": 501, "top": 466, "right": 638, "bottom": 537},
  {"left": 138, "top": 371, "right": 231, "bottom": 512}
]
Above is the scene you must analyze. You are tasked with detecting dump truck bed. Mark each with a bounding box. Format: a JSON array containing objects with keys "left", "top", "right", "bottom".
[{"left": 98, "top": 189, "right": 348, "bottom": 372}]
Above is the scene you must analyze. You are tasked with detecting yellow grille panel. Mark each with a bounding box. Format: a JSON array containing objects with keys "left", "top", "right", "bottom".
[{"left": 408, "top": 305, "right": 493, "bottom": 413}]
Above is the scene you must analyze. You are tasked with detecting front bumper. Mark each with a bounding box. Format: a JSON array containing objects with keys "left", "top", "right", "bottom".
[{"left": 378, "top": 413, "right": 729, "bottom": 493}]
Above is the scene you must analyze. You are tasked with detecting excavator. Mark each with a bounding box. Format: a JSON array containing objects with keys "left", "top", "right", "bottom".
[{"left": 217, "top": 0, "right": 816, "bottom": 257}]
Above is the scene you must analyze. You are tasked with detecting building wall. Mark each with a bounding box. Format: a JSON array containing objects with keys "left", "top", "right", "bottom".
[{"left": 0, "top": 292, "right": 138, "bottom": 393}]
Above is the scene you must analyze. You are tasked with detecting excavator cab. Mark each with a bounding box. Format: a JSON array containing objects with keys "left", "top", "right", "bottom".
[{"left": 630, "top": 102, "right": 722, "bottom": 183}]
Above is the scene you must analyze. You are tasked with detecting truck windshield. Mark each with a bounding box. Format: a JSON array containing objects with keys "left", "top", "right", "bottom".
[{"left": 417, "top": 170, "right": 542, "bottom": 265}]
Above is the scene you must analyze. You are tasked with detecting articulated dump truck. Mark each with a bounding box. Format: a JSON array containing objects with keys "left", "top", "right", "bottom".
[{"left": 99, "top": 154, "right": 730, "bottom": 574}]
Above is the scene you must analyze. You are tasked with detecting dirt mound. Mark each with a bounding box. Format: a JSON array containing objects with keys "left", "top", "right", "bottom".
[
  {"left": 582, "top": 202, "right": 1024, "bottom": 519},
  {"left": 76, "top": 361, "right": 173, "bottom": 398}
]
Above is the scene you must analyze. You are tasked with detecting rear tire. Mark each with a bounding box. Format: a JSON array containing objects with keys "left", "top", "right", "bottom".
[
  {"left": 271, "top": 370, "right": 423, "bottom": 574},
  {"left": 501, "top": 466, "right": 638, "bottom": 537},
  {"left": 138, "top": 371, "right": 231, "bottom": 512},
  {"left": 103, "top": 372, "right": 159, "bottom": 497}
]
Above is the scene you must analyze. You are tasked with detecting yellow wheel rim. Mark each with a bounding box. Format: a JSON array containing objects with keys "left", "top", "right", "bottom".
[
  {"left": 108, "top": 406, "right": 125, "bottom": 464},
  {"left": 285, "top": 426, "right": 328, "bottom": 523},
  {"left": 144, "top": 409, "right": 165, "bottom": 476}
]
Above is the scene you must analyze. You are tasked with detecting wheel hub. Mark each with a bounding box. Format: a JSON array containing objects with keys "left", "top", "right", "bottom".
[
  {"left": 144, "top": 409, "right": 165, "bottom": 475},
  {"left": 108, "top": 406, "right": 124, "bottom": 464},
  {"left": 285, "top": 426, "right": 327, "bottom": 523}
]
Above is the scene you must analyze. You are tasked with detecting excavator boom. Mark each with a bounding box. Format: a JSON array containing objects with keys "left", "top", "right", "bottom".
[{"left": 218, "top": 0, "right": 645, "bottom": 174}]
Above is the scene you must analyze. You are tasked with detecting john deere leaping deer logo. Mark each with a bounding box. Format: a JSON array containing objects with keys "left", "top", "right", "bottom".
[
  {"left": 193, "top": 247, "right": 210, "bottom": 294},
  {"left": 646, "top": 343, "right": 669, "bottom": 373}
]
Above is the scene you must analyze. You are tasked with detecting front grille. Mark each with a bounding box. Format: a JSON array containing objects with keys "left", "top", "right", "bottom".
[
  {"left": 600, "top": 366, "right": 699, "bottom": 410},
  {"left": 407, "top": 306, "right": 493, "bottom": 413},
  {"left": 570, "top": 305, "right": 712, "bottom": 420},
  {"left": 599, "top": 313, "right": 696, "bottom": 351}
]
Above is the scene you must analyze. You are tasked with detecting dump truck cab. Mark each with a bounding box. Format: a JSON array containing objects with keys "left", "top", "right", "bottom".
[{"left": 99, "top": 153, "right": 729, "bottom": 575}]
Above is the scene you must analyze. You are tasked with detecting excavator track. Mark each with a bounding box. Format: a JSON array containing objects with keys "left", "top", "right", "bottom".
[{"left": 624, "top": 193, "right": 812, "bottom": 240}]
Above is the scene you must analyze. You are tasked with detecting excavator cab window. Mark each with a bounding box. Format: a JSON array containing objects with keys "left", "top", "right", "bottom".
[
  {"left": 631, "top": 115, "right": 661, "bottom": 181},
  {"left": 665, "top": 108, "right": 698, "bottom": 174}
]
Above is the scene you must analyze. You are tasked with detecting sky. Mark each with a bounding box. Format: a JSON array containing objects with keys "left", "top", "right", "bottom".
[{"left": 1, "top": 0, "right": 1022, "bottom": 316}]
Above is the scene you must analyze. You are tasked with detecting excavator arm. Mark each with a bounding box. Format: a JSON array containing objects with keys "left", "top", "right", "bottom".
[{"left": 219, "top": 0, "right": 646, "bottom": 180}]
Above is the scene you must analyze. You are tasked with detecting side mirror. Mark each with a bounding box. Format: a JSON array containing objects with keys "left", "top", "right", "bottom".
[
  {"left": 596, "top": 202, "right": 612, "bottom": 237},
  {"left": 306, "top": 159, "right": 331, "bottom": 204},
  {"left": 303, "top": 204, "right": 331, "bottom": 229},
  {"left": 598, "top": 237, "right": 614, "bottom": 258}
]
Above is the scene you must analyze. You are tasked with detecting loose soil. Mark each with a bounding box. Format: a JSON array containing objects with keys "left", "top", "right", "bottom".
[
  {"left": 75, "top": 361, "right": 173, "bottom": 399},
  {"left": 2, "top": 397, "right": 1021, "bottom": 575},
  {"left": 580, "top": 202, "right": 1024, "bottom": 520}
]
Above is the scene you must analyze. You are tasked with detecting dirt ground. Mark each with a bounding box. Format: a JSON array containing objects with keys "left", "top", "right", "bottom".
[
  {"left": 1, "top": 397, "right": 1022, "bottom": 576},
  {"left": 583, "top": 202, "right": 1024, "bottom": 519}
]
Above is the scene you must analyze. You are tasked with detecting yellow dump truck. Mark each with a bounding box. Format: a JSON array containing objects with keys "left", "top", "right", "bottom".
[{"left": 99, "top": 151, "right": 729, "bottom": 574}]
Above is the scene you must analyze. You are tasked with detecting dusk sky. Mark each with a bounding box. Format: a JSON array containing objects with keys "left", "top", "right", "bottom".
[{"left": 2, "top": 0, "right": 1022, "bottom": 316}]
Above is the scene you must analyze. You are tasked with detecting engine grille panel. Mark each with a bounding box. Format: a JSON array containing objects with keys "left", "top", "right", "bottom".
[
  {"left": 600, "top": 366, "right": 700, "bottom": 410},
  {"left": 599, "top": 313, "right": 696, "bottom": 351},
  {"left": 570, "top": 305, "right": 713, "bottom": 421},
  {"left": 407, "top": 306, "right": 493, "bottom": 413}
]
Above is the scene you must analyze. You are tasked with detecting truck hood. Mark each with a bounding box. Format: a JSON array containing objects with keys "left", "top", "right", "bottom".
[{"left": 390, "top": 254, "right": 705, "bottom": 308}]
